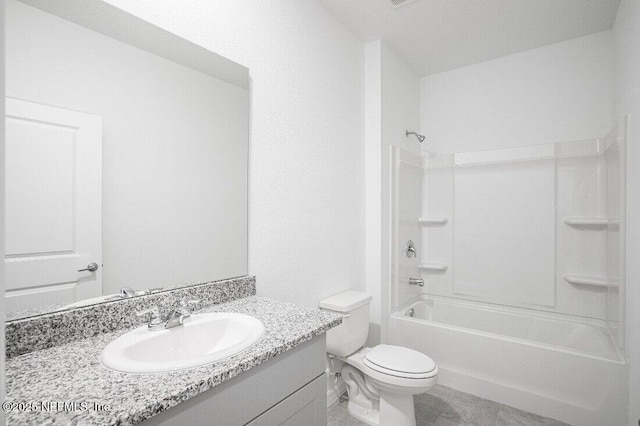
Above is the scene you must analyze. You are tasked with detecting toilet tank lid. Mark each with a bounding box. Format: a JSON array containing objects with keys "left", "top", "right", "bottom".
[{"left": 319, "top": 291, "right": 372, "bottom": 312}]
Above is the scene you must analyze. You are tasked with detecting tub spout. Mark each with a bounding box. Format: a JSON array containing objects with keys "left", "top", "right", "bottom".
[{"left": 408, "top": 278, "right": 424, "bottom": 287}]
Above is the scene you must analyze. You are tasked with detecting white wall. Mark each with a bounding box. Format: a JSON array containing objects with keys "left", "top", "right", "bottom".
[
  {"left": 613, "top": 0, "right": 640, "bottom": 424},
  {"left": 421, "top": 31, "right": 615, "bottom": 153},
  {"left": 364, "top": 40, "right": 383, "bottom": 345},
  {"left": 6, "top": 0, "right": 249, "bottom": 297},
  {"left": 381, "top": 44, "right": 421, "bottom": 156},
  {"left": 364, "top": 40, "right": 420, "bottom": 344},
  {"left": 98, "top": 0, "right": 365, "bottom": 307}
]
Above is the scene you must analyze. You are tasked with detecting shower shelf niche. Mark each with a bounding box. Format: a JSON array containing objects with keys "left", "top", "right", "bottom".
[
  {"left": 418, "top": 263, "right": 449, "bottom": 272},
  {"left": 563, "top": 217, "right": 620, "bottom": 228},
  {"left": 563, "top": 274, "right": 618, "bottom": 288},
  {"left": 418, "top": 217, "right": 449, "bottom": 225}
]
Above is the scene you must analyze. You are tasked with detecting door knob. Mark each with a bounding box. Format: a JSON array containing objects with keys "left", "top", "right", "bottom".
[{"left": 78, "top": 262, "right": 99, "bottom": 272}]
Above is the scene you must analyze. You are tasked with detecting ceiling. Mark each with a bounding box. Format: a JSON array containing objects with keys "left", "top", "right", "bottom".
[{"left": 316, "top": 0, "right": 621, "bottom": 76}]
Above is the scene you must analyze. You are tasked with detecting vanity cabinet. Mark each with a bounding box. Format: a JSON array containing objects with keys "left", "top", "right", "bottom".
[
  {"left": 142, "top": 336, "right": 327, "bottom": 426},
  {"left": 245, "top": 374, "right": 326, "bottom": 426}
]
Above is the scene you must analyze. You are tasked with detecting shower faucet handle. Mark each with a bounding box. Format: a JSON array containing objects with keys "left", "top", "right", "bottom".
[{"left": 406, "top": 240, "right": 417, "bottom": 258}]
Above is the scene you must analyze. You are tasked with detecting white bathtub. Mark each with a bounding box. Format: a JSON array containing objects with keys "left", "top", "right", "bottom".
[{"left": 389, "top": 296, "right": 628, "bottom": 426}]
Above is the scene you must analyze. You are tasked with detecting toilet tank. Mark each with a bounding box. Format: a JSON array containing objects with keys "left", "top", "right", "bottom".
[{"left": 319, "top": 291, "right": 372, "bottom": 357}]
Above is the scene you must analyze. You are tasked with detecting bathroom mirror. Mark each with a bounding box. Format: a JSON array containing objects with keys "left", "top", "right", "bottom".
[{"left": 4, "top": 0, "right": 249, "bottom": 319}]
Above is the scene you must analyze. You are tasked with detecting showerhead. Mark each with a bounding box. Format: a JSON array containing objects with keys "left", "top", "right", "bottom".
[{"left": 406, "top": 130, "right": 425, "bottom": 143}]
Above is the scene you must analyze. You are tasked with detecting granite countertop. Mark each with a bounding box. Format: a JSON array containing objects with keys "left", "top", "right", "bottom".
[{"left": 5, "top": 296, "right": 342, "bottom": 426}]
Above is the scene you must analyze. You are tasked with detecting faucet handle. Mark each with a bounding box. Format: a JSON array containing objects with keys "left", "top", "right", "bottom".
[
  {"left": 136, "top": 306, "right": 160, "bottom": 317},
  {"left": 136, "top": 306, "right": 166, "bottom": 330},
  {"left": 120, "top": 287, "right": 137, "bottom": 298},
  {"left": 170, "top": 300, "right": 200, "bottom": 326},
  {"left": 179, "top": 299, "right": 200, "bottom": 308},
  {"left": 137, "top": 306, "right": 169, "bottom": 330},
  {"left": 406, "top": 240, "right": 417, "bottom": 258},
  {"left": 136, "top": 306, "right": 163, "bottom": 324},
  {"left": 176, "top": 299, "right": 200, "bottom": 322}
]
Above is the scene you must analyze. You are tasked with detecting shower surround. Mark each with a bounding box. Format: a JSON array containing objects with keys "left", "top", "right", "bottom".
[{"left": 385, "top": 124, "right": 627, "bottom": 426}]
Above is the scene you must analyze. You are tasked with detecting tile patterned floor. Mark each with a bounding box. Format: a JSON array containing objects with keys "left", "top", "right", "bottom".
[{"left": 327, "top": 385, "right": 570, "bottom": 426}]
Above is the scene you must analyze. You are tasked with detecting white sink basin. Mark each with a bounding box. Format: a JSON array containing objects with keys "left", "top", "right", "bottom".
[{"left": 100, "top": 312, "right": 265, "bottom": 373}]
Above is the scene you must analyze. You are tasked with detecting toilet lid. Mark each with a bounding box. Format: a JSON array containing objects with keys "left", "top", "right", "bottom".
[{"left": 363, "top": 345, "right": 437, "bottom": 378}]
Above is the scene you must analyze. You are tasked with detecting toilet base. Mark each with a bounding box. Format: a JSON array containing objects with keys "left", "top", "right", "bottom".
[
  {"left": 341, "top": 360, "right": 422, "bottom": 426},
  {"left": 346, "top": 389, "right": 418, "bottom": 426},
  {"left": 335, "top": 347, "right": 437, "bottom": 426},
  {"left": 347, "top": 399, "right": 379, "bottom": 426},
  {"left": 379, "top": 391, "right": 417, "bottom": 426}
]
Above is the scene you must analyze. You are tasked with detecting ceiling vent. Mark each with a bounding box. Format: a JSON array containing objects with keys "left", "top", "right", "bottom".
[{"left": 385, "top": 0, "right": 418, "bottom": 9}]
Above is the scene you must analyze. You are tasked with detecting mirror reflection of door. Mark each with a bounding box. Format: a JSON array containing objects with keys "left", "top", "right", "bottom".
[{"left": 5, "top": 98, "right": 102, "bottom": 312}]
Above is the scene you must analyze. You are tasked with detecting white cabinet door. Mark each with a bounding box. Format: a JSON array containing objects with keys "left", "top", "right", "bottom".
[{"left": 5, "top": 98, "right": 102, "bottom": 312}]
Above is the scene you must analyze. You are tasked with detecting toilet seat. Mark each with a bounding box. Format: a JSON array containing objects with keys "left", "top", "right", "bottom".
[
  {"left": 343, "top": 346, "right": 438, "bottom": 392},
  {"left": 363, "top": 345, "right": 437, "bottom": 379}
]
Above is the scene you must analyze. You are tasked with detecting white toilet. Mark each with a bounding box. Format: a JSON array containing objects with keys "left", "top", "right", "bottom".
[{"left": 319, "top": 291, "right": 438, "bottom": 426}]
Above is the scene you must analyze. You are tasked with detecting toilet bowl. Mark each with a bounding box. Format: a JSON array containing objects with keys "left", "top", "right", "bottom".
[{"left": 320, "top": 291, "right": 438, "bottom": 426}]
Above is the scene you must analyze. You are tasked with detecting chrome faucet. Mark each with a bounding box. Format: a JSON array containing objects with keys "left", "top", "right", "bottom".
[
  {"left": 105, "top": 286, "right": 164, "bottom": 302},
  {"left": 104, "top": 287, "right": 138, "bottom": 301},
  {"left": 408, "top": 278, "right": 424, "bottom": 287},
  {"left": 165, "top": 300, "right": 200, "bottom": 328},
  {"left": 136, "top": 306, "right": 165, "bottom": 330},
  {"left": 136, "top": 299, "right": 200, "bottom": 330}
]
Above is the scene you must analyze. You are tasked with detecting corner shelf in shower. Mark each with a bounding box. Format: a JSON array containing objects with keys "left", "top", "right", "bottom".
[
  {"left": 563, "top": 217, "right": 620, "bottom": 228},
  {"left": 563, "top": 274, "right": 618, "bottom": 288},
  {"left": 418, "top": 263, "right": 449, "bottom": 272},
  {"left": 418, "top": 217, "right": 449, "bottom": 225}
]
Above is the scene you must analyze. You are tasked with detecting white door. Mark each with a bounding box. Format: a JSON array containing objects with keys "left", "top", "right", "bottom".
[{"left": 5, "top": 98, "right": 102, "bottom": 312}]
